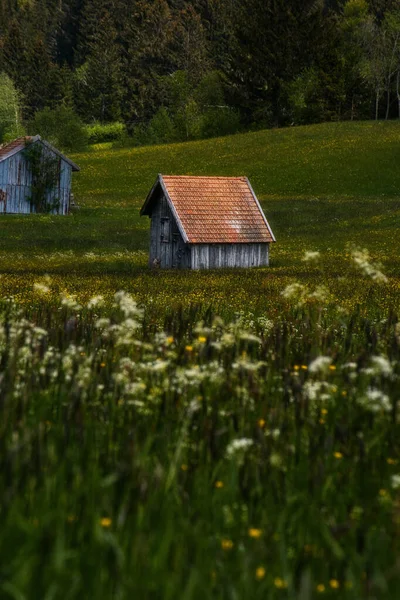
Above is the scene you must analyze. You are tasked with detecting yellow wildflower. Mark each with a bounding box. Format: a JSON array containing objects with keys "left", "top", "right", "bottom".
[
  {"left": 198, "top": 336, "right": 207, "bottom": 343},
  {"left": 248, "top": 528, "right": 262, "bottom": 539},
  {"left": 258, "top": 418, "right": 266, "bottom": 428},
  {"left": 294, "top": 365, "right": 300, "bottom": 371},
  {"left": 329, "top": 365, "right": 336, "bottom": 371},
  {"left": 301, "top": 365, "right": 308, "bottom": 370},
  {"left": 100, "top": 517, "right": 112, "bottom": 528},
  {"left": 256, "top": 567, "right": 266, "bottom": 580},
  {"left": 185, "top": 345, "right": 193, "bottom": 352},
  {"left": 334, "top": 452, "right": 343, "bottom": 459},
  {"left": 221, "top": 539, "right": 234, "bottom": 550},
  {"left": 100, "top": 362, "right": 106, "bottom": 368},
  {"left": 316, "top": 584, "right": 325, "bottom": 593},
  {"left": 274, "top": 577, "right": 287, "bottom": 589},
  {"left": 329, "top": 579, "right": 340, "bottom": 589},
  {"left": 181, "top": 464, "right": 188, "bottom": 471},
  {"left": 387, "top": 458, "right": 398, "bottom": 465},
  {"left": 215, "top": 481, "right": 224, "bottom": 489},
  {"left": 166, "top": 336, "right": 174, "bottom": 344},
  {"left": 321, "top": 408, "right": 328, "bottom": 415},
  {"left": 379, "top": 488, "right": 388, "bottom": 497}
]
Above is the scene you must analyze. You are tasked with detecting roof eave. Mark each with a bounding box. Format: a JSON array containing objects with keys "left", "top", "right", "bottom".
[
  {"left": 140, "top": 175, "right": 160, "bottom": 216},
  {"left": 159, "top": 175, "right": 190, "bottom": 244},
  {"left": 245, "top": 177, "right": 276, "bottom": 242}
]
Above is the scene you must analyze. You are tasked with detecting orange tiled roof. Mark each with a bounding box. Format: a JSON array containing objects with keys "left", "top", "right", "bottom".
[
  {"left": 142, "top": 175, "right": 275, "bottom": 244},
  {"left": 0, "top": 136, "right": 34, "bottom": 161},
  {"left": 0, "top": 135, "right": 80, "bottom": 171}
]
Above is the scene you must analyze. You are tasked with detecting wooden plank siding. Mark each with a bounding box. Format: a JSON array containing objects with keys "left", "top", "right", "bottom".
[
  {"left": 0, "top": 147, "right": 72, "bottom": 215},
  {"left": 149, "top": 192, "right": 190, "bottom": 268},
  {"left": 191, "top": 243, "right": 269, "bottom": 269}
]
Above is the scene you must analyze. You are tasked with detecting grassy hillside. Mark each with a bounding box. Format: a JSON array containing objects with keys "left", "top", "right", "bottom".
[{"left": 0, "top": 120, "right": 399, "bottom": 316}]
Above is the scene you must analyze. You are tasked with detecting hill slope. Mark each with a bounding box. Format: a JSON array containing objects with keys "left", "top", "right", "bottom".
[{"left": 0, "top": 121, "right": 399, "bottom": 315}]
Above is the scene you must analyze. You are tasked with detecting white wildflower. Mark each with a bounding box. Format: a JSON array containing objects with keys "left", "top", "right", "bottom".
[
  {"left": 358, "top": 388, "right": 391, "bottom": 413},
  {"left": 391, "top": 475, "right": 400, "bottom": 490},
  {"left": 226, "top": 438, "right": 254, "bottom": 459},
  {"left": 352, "top": 249, "right": 388, "bottom": 283},
  {"left": 87, "top": 295, "right": 105, "bottom": 309},
  {"left": 302, "top": 251, "right": 320, "bottom": 262},
  {"left": 33, "top": 282, "right": 50, "bottom": 295},
  {"left": 308, "top": 356, "right": 332, "bottom": 374},
  {"left": 370, "top": 356, "right": 393, "bottom": 377}
]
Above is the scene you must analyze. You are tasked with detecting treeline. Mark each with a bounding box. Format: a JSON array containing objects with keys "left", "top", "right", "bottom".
[{"left": 0, "top": 0, "right": 399, "bottom": 149}]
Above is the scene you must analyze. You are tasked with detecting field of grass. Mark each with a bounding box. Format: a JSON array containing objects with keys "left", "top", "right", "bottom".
[{"left": 0, "top": 121, "right": 400, "bottom": 599}]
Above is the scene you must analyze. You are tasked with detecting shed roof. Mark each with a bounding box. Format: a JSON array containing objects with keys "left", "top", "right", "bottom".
[
  {"left": 0, "top": 135, "right": 80, "bottom": 171},
  {"left": 141, "top": 175, "right": 275, "bottom": 244}
]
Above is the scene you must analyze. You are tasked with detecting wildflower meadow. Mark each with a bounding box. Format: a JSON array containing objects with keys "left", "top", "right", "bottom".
[{"left": 0, "top": 121, "right": 400, "bottom": 598}]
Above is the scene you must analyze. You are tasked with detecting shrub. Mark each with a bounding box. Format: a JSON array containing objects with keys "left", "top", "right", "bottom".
[
  {"left": 30, "top": 106, "right": 88, "bottom": 152},
  {"left": 85, "top": 121, "right": 126, "bottom": 144}
]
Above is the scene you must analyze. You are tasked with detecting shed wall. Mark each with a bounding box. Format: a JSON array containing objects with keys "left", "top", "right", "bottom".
[
  {"left": 191, "top": 243, "right": 269, "bottom": 269},
  {"left": 149, "top": 193, "right": 190, "bottom": 268},
  {"left": 0, "top": 147, "right": 72, "bottom": 215}
]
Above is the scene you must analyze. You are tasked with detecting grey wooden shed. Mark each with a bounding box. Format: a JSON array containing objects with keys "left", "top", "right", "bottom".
[
  {"left": 140, "top": 175, "right": 276, "bottom": 269},
  {"left": 0, "top": 135, "right": 80, "bottom": 215}
]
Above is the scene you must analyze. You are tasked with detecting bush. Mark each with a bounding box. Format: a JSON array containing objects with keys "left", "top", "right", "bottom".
[
  {"left": 85, "top": 121, "right": 126, "bottom": 144},
  {"left": 30, "top": 106, "right": 88, "bottom": 152},
  {"left": 201, "top": 107, "right": 241, "bottom": 139}
]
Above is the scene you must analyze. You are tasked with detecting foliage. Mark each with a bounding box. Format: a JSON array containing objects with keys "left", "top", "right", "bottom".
[
  {"left": 30, "top": 106, "right": 88, "bottom": 152},
  {"left": 1, "top": 0, "right": 400, "bottom": 134},
  {"left": 85, "top": 121, "right": 126, "bottom": 144},
  {"left": 0, "top": 72, "right": 25, "bottom": 142},
  {"left": 22, "top": 141, "right": 61, "bottom": 214}
]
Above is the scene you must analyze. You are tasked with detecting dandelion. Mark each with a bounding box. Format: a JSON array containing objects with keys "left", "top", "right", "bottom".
[
  {"left": 198, "top": 336, "right": 207, "bottom": 343},
  {"left": 387, "top": 458, "right": 398, "bottom": 465},
  {"left": 274, "top": 577, "right": 287, "bottom": 588},
  {"left": 256, "top": 567, "right": 266, "bottom": 581},
  {"left": 316, "top": 584, "right": 325, "bottom": 593},
  {"left": 248, "top": 528, "right": 262, "bottom": 539},
  {"left": 181, "top": 464, "right": 188, "bottom": 471},
  {"left": 258, "top": 418, "right": 266, "bottom": 428},
  {"left": 185, "top": 345, "right": 193, "bottom": 352},
  {"left": 215, "top": 481, "right": 224, "bottom": 489},
  {"left": 329, "top": 579, "right": 340, "bottom": 589},
  {"left": 329, "top": 365, "right": 336, "bottom": 371},
  {"left": 379, "top": 489, "right": 388, "bottom": 497},
  {"left": 221, "top": 539, "right": 234, "bottom": 551},
  {"left": 100, "top": 517, "right": 112, "bottom": 528},
  {"left": 301, "top": 365, "right": 308, "bottom": 370},
  {"left": 334, "top": 452, "right": 343, "bottom": 459}
]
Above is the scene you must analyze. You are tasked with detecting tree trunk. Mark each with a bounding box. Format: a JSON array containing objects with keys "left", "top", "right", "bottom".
[
  {"left": 385, "top": 81, "right": 391, "bottom": 120},
  {"left": 375, "top": 89, "right": 380, "bottom": 120},
  {"left": 397, "top": 70, "right": 400, "bottom": 119}
]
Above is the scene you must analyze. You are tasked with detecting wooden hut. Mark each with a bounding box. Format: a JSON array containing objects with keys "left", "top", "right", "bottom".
[
  {"left": 140, "top": 175, "right": 276, "bottom": 269},
  {"left": 0, "top": 135, "right": 80, "bottom": 215}
]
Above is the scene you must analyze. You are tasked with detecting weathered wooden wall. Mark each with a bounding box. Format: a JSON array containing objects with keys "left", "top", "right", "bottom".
[
  {"left": 0, "top": 147, "right": 72, "bottom": 215},
  {"left": 149, "top": 192, "right": 190, "bottom": 268},
  {"left": 191, "top": 243, "right": 269, "bottom": 269}
]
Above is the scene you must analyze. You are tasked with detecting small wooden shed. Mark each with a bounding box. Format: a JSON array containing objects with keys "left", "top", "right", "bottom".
[
  {"left": 140, "top": 175, "right": 276, "bottom": 269},
  {"left": 0, "top": 135, "right": 80, "bottom": 215}
]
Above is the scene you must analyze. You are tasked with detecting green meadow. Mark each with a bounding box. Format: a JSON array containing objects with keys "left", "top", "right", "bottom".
[
  {"left": 1, "top": 122, "right": 400, "bottom": 599},
  {"left": 0, "top": 120, "right": 399, "bottom": 317}
]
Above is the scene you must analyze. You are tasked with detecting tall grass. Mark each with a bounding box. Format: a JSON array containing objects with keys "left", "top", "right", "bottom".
[{"left": 1, "top": 251, "right": 399, "bottom": 599}]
